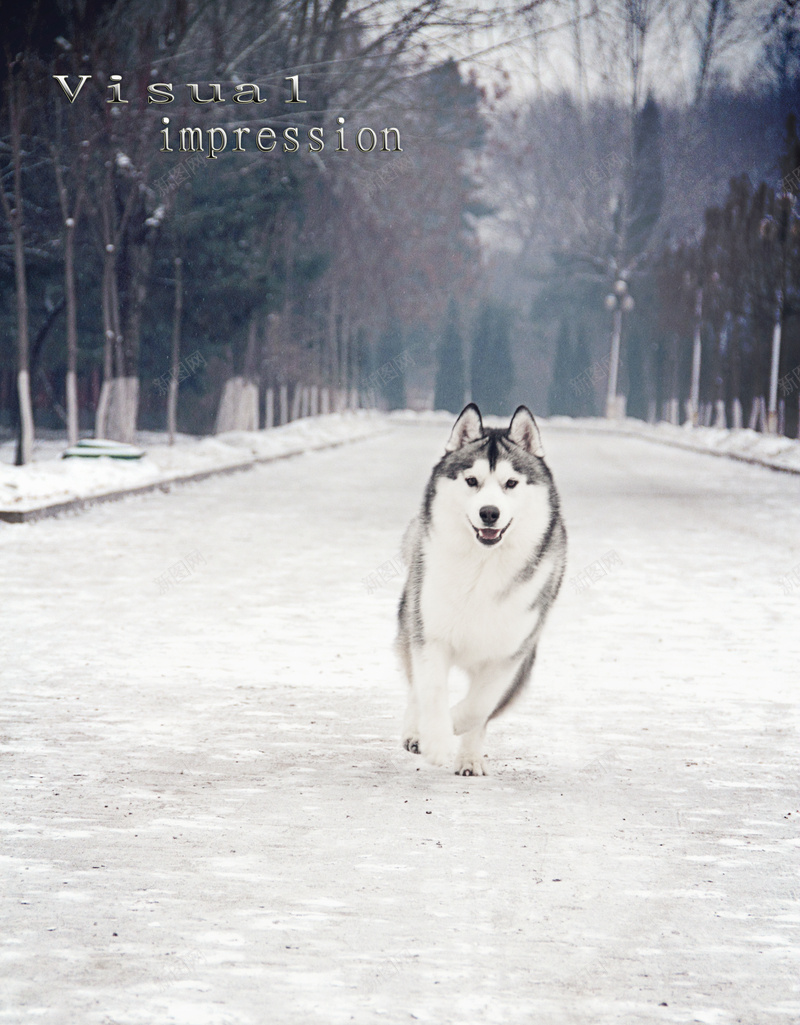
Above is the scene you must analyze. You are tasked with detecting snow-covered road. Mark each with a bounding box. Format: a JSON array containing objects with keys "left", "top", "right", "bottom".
[{"left": 1, "top": 422, "right": 799, "bottom": 1025}]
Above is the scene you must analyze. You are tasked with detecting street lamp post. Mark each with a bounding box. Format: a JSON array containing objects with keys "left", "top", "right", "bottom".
[{"left": 604, "top": 277, "right": 634, "bottom": 419}]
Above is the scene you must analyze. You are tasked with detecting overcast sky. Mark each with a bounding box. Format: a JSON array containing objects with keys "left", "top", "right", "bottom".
[{"left": 423, "top": 0, "right": 771, "bottom": 107}]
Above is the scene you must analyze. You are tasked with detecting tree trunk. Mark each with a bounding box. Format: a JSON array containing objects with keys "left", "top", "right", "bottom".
[
  {"left": 109, "top": 236, "right": 155, "bottom": 443},
  {"left": 215, "top": 318, "right": 260, "bottom": 433},
  {"left": 95, "top": 250, "right": 118, "bottom": 437},
  {"left": 327, "top": 279, "right": 339, "bottom": 387},
  {"left": 215, "top": 377, "right": 258, "bottom": 433},
  {"left": 749, "top": 395, "right": 766, "bottom": 431},
  {"left": 63, "top": 218, "right": 80, "bottom": 445},
  {"left": 95, "top": 163, "right": 158, "bottom": 442},
  {"left": 265, "top": 388, "right": 274, "bottom": 429},
  {"left": 0, "top": 71, "right": 34, "bottom": 465},
  {"left": 167, "top": 257, "right": 183, "bottom": 444},
  {"left": 290, "top": 384, "right": 302, "bottom": 420},
  {"left": 12, "top": 226, "right": 34, "bottom": 466},
  {"left": 106, "top": 377, "right": 139, "bottom": 442},
  {"left": 52, "top": 142, "right": 87, "bottom": 448},
  {"left": 341, "top": 307, "right": 350, "bottom": 392}
]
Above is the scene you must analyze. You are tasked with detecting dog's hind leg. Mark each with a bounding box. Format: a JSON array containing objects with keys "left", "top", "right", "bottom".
[
  {"left": 397, "top": 632, "right": 421, "bottom": 754},
  {"left": 402, "top": 687, "right": 420, "bottom": 754}
]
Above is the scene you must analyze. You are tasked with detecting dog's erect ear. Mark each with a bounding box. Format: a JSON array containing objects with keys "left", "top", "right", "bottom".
[
  {"left": 508, "top": 405, "right": 544, "bottom": 457},
  {"left": 446, "top": 403, "right": 483, "bottom": 452}
]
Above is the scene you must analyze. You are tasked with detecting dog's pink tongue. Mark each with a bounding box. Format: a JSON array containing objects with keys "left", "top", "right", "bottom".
[{"left": 479, "top": 528, "right": 500, "bottom": 539}]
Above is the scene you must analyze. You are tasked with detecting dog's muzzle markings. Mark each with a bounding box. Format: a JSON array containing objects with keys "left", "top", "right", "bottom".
[
  {"left": 473, "top": 506, "right": 510, "bottom": 546},
  {"left": 395, "top": 403, "right": 567, "bottom": 776}
]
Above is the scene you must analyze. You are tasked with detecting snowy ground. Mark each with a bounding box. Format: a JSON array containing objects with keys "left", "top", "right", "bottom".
[
  {"left": 0, "top": 413, "right": 385, "bottom": 516},
  {"left": 1, "top": 421, "right": 799, "bottom": 1025},
  {"left": 549, "top": 416, "right": 800, "bottom": 475}
]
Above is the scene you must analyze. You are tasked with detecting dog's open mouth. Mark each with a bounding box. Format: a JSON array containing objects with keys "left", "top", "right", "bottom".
[{"left": 473, "top": 522, "right": 510, "bottom": 546}]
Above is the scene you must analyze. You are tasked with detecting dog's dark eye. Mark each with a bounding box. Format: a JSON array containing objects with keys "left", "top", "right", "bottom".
[
  {"left": 465, "top": 476, "right": 479, "bottom": 488},
  {"left": 506, "top": 479, "right": 518, "bottom": 489}
]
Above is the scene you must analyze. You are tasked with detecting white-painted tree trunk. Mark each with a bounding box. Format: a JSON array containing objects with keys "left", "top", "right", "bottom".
[
  {"left": 215, "top": 376, "right": 258, "bottom": 433},
  {"left": 17, "top": 369, "right": 34, "bottom": 465},
  {"left": 290, "top": 385, "right": 302, "bottom": 421},
  {"left": 265, "top": 388, "right": 274, "bottom": 429},
  {"left": 66, "top": 370, "right": 79, "bottom": 445},
  {"left": 748, "top": 396, "right": 766, "bottom": 432},
  {"left": 104, "top": 377, "right": 139, "bottom": 440},
  {"left": 95, "top": 379, "right": 111, "bottom": 438}
]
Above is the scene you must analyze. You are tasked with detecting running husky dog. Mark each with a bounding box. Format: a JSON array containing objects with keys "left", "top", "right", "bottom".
[{"left": 396, "top": 404, "right": 567, "bottom": 775}]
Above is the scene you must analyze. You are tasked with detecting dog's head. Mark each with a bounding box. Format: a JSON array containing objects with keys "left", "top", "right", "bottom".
[{"left": 425, "top": 403, "right": 556, "bottom": 548}]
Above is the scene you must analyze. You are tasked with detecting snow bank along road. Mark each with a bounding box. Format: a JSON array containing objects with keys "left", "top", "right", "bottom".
[{"left": 1, "top": 422, "right": 799, "bottom": 1025}]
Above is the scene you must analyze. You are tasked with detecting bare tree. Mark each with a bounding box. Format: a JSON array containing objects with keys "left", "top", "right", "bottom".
[
  {"left": 167, "top": 256, "right": 183, "bottom": 444},
  {"left": 51, "top": 108, "right": 90, "bottom": 445},
  {"left": 673, "top": 0, "right": 759, "bottom": 103},
  {"left": 761, "top": 0, "right": 800, "bottom": 93},
  {"left": 0, "top": 53, "right": 36, "bottom": 464}
]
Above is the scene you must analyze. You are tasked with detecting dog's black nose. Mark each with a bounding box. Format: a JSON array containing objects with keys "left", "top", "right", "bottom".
[{"left": 479, "top": 505, "right": 500, "bottom": 525}]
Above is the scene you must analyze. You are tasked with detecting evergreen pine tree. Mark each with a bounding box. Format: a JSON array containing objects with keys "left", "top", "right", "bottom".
[
  {"left": 375, "top": 323, "right": 406, "bottom": 410},
  {"left": 623, "top": 94, "right": 665, "bottom": 420},
  {"left": 471, "top": 302, "right": 514, "bottom": 415},
  {"left": 628, "top": 94, "right": 665, "bottom": 259},
  {"left": 571, "top": 324, "right": 595, "bottom": 416},
  {"left": 779, "top": 112, "right": 800, "bottom": 188},
  {"left": 547, "top": 319, "right": 574, "bottom": 416},
  {"left": 434, "top": 300, "right": 466, "bottom": 412}
]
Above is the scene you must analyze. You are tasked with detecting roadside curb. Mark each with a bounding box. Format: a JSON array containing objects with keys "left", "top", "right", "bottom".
[
  {"left": 0, "top": 427, "right": 384, "bottom": 524},
  {"left": 545, "top": 421, "right": 800, "bottom": 477}
]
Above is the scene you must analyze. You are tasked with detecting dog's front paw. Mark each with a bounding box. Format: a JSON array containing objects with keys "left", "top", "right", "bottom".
[
  {"left": 402, "top": 736, "right": 421, "bottom": 755},
  {"left": 454, "top": 753, "right": 486, "bottom": 777}
]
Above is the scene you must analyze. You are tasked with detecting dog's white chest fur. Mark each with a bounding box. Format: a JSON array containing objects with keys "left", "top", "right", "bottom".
[{"left": 419, "top": 526, "right": 540, "bottom": 667}]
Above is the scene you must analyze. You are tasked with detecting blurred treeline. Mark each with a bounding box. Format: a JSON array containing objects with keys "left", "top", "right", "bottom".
[
  {"left": 0, "top": 0, "right": 491, "bottom": 458},
  {"left": 2, "top": 0, "right": 800, "bottom": 459},
  {"left": 484, "top": 1, "right": 800, "bottom": 437}
]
